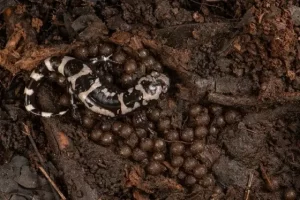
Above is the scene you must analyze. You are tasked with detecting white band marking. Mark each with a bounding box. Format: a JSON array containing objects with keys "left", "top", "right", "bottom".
[
  {"left": 67, "top": 64, "right": 92, "bottom": 90},
  {"left": 30, "top": 71, "right": 44, "bottom": 81},
  {"left": 58, "top": 56, "right": 74, "bottom": 75},
  {"left": 25, "top": 104, "right": 35, "bottom": 111},
  {"left": 117, "top": 93, "right": 140, "bottom": 114},
  {"left": 59, "top": 110, "right": 68, "bottom": 115},
  {"left": 44, "top": 58, "right": 54, "bottom": 71},
  {"left": 41, "top": 112, "right": 53, "bottom": 117},
  {"left": 24, "top": 88, "right": 34, "bottom": 96},
  {"left": 78, "top": 78, "right": 102, "bottom": 102},
  {"left": 85, "top": 99, "right": 115, "bottom": 117},
  {"left": 78, "top": 78, "right": 115, "bottom": 117}
]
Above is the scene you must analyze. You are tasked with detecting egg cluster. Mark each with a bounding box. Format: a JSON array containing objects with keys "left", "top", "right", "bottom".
[
  {"left": 53, "top": 43, "right": 241, "bottom": 188},
  {"left": 89, "top": 102, "right": 241, "bottom": 187}
]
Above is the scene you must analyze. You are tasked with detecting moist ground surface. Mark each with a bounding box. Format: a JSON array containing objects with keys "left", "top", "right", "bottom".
[{"left": 0, "top": 0, "right": 300, "bottom": 200}]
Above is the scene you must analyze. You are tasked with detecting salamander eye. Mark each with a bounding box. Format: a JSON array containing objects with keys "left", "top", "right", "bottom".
[
  {"left": 151, "top": 71, "right": 159, "bottom": 78},
  {"left": 146, "top": 84, "right": 158, "bottom": 96},
  {"left": 149, "top": 84, "right": 157, "bottom": 91}
]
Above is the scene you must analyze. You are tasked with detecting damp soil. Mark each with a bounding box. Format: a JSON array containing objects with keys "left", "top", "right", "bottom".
[{"left": 0, "top": 0, "right": 300, "bottom": 200}]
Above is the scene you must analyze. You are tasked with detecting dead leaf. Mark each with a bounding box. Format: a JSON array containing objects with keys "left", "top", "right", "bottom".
[
  {"left": 31, "top": 18, "right": 43, "bottom": 33},
  {"left": 133, "top": 189, "right": 149, "bottom": 200},
  {"left": 57, "top": 131, "right": 71, "bottom": 150},
  {"left": 126, "top": 165, "right": 153, "bottom": 193}
]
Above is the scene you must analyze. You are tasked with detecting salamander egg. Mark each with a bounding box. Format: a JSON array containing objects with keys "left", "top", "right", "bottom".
[
  {"left": 124, "top": 59, "right": 137, "bottom": 74},
  {"left": 125, "top": 133, "right": 139, "bottom": 148},
  {"left": 119, "top": 145, "right": 132, "bottom": 158},
  {"left": 57, "top": 75, "right": 67, "bottom": 86},
  {"left": 164, "top": 129, "right": 179, "bottom": 141},
  {"left": 142, "top": 56, "right": 156, "bottom": 67},
  {"left": 147, "top": 108, "right": 161, "bottom": 122},
  {"left": 88, "top": 44, "right": 99, "bottom": 57},
  {"left": 58, "top": 94, "right": 70, "bottom": 107},
  {"left": 112, "top": 50, "right": 127, "bottom": 64},
  {"left": 120, "top": 74, "right": 134, "bottom": 87},
  {"left": 181, "top": 128, "right": 194, "bottom": 142},
  {"left": 189, "top": 104, "right": 202, "bottom": 117},
  {"left": 190, "top": 140, "right": 205, "bottom": 154},
  {"left": 152, "top": 152, "right": 165, "bottom": 161},
  {"left": 137, "top": 49, "right": 149, "bottom": 58},
  {"left": 224, "top": 110, "right": 240, "bottom": 124},
  {"left": 193, "top": 165, "right": 207, "bottom": 178},
  {"left": 99, "top": 121, "right": 111, "bottom": 131},
  {"left": 183, "top": 157, "right": 198, "bottom": 172},
  {"left": 74, "top": 46, "right": 89, "bottom": 60},
  {"left": 158, "top": 118, "right": 171, "bottom": 131},
  {"left": 82, "top": 116, "right": 95, "bottom": 129},
  {"left": 284, "top": 188, "right": 297, "bottom": 200},
  {"left": 132, "top": 148, "right": 148, "bottom": 161},
  {"left": 195, "top": 114, "right": 210, "bottom": 126},
  {"left": 185, "top": 175, "right": 197, "bottom": 186},
  {"left": 170, "top": 143, "right": 185, "bottom": 155},
  {"left": 99, "top": 43, "right": 114, "bottom": 56},
  {"left": 119, "top": 124, "right": 134, "bottom": 139},
  {"left": 194, "top": 126, "right": 208, "bottom": 139},
  {"left": 100, "top": 132, "right": 114, "bottom": 146},
  {"left": 135, "top": 128, "right": 147, "bottom": 138},
  {"left": 171, "top": 156, "right": 184, "bottom": 167},
  {"left": 90, "top": 128, "right": 103, "bottom": 142},
  {"left": 146, "top": 161, "right": 164, "bottom": 175},
  {"left": 140, "top": 138, "right": 154, "bottom": 152},
  {"left": 112, "top": 121, "right": 123, "bottom": 133},
  {"left": 153, "top": 139, "right": 166, "bottom": 152}
]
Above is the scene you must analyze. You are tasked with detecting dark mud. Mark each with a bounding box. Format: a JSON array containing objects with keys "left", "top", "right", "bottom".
[{"left": 0, "top": 0, "right": 300, "bottom": 200}]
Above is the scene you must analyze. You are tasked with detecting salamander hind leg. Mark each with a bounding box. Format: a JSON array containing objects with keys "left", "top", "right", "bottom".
[
  {"left": 68, "top": 87, "right": 82, "bottom": 122},
  {"left": 24, "top": 59, "right": 69, "bottom": 118},
  {"left": 24, "top": 79, "right": 69, "bottom": 117}
]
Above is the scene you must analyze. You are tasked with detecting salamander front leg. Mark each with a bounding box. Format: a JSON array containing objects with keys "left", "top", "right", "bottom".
[{"left": 69, "top": 89, "right": 82, "bottom": 123}]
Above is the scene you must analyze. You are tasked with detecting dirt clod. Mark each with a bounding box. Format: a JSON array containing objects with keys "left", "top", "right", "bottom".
[{"left": 1, "top": 1, "right": 300, "bottom": 200}]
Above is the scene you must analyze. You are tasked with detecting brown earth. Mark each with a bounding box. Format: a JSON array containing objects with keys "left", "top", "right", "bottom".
[{"left": 0, "top": 0, "right": 300, "bottom": 200}]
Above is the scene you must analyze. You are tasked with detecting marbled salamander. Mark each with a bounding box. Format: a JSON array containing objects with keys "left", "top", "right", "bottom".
[{"left": 24, "top": 56, "right": 170, "bottom": 117}]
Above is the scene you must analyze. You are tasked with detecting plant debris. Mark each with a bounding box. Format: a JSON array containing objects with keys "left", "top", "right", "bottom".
[{"left": 0, "top": 0, "right": 300, "bottom": 199}]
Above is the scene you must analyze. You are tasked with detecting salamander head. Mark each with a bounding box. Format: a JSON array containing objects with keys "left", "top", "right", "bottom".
[{"left": 135, "top": 71, "right": 170, "bottom": 103}]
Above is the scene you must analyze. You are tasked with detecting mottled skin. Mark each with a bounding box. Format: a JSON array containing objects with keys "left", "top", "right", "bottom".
[{"left": 24, "top": 56, "right": 170, "bottom": 117}]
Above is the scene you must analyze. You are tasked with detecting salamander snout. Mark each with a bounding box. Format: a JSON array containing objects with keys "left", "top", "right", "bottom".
[
  {"left": 135, "top": 71, "right": 170, "bottom": 102},
  {"left": 149, "top": 71, "right": 170, "bottom": 93}
]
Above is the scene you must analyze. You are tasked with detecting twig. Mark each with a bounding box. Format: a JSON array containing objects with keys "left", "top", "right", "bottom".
[
  {"left": 208, "top": 92, "right": 300, "bottom": 107},
  {"left": 5, "top": 24, "right": 25, "bottom": 51},
  {"left": 22, "top": 122, "right": 45, "bottom": 164},
  {"left": 238, "top": 126, "right": 258, "bottom": 134},
  {"left": 0, "top": 192, "right": 9, "bottom": 200},
  {"left": 22, "top": 122, "right": 62, "bottom": 200},
  {"left": 208, "top": 92, "right": 264, "bottom": 107},
  {"left": 244, "top": 172, "right": 254, "bottom": 200},
  {"left": 162, "top": 161, "right": 176, "bottom": 172},
  {"left": 260, "top": 164, "right": 278, "bottom": 191},
  {"left": 38, "top": 165, "right": 67, "bottom": 200},
  {"left": 163, "top": 139, "right": 191, "bottom": 144},
  {"left": 260, "top": 164, "right": 272, "bottom": 185}
]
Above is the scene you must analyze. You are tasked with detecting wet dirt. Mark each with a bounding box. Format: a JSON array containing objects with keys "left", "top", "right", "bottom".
[{"left": 0, "top": 0, "right": 300, "bottom": 200}]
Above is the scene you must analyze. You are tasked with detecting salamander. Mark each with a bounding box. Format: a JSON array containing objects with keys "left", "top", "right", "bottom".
[{"left": 24, "top": 56, "right": 170, "bottom": 117}]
